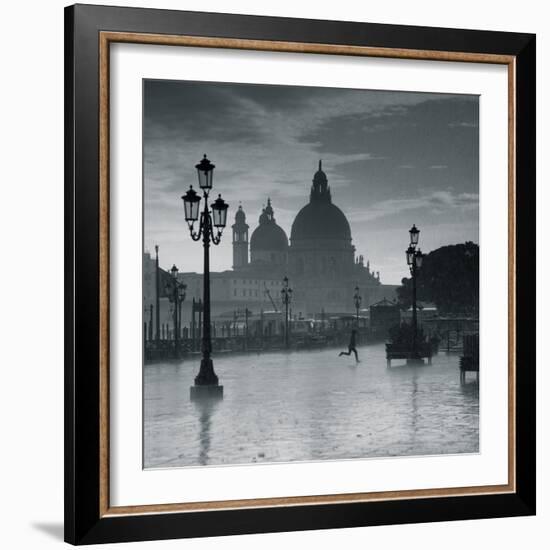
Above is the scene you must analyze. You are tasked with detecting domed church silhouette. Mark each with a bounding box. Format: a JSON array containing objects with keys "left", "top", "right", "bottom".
[{"left": 230, "top": 161, "right": 387, "bottom": 315}]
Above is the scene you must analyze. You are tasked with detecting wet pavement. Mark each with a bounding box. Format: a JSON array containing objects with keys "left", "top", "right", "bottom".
[{"left": 144, "top": 343, "right": 479, "bottom": 468}]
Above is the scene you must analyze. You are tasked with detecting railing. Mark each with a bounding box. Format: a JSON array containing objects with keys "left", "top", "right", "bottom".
[{"left": 143, "top": 328, "right": 372, "bottom": 363}]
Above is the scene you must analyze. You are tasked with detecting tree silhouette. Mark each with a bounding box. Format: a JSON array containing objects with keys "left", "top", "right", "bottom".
[{"left": 397, "top": 242, "right": 479, "bottom": 315}]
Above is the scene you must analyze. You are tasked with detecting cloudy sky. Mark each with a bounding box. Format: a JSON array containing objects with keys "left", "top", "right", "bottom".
[{"left": 143, "top": 79, "right": 479, "bottom": 284}]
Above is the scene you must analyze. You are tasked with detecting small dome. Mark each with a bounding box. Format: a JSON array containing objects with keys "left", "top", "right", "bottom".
[
  {"left": 250, "top": 198, "right": 288, "bottom": 251},
  {"left": 291, "top": 201, "right": 351, "bottom": 242},
  {"left": 251, "top": 223, "right": 288, "bottom": 250}
]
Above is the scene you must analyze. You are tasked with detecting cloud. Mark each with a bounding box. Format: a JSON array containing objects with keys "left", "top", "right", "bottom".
[{"left": 346, "top": 190, "right": 479, "bottom": 223}]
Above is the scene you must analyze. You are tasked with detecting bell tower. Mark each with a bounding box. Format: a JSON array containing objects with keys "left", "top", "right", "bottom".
[{"left": 232, "top": 204, "right": 249, "bottom": 269}]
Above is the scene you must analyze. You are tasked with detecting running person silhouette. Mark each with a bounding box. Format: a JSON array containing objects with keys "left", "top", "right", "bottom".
[{"left": 339, "top": 329, "right": 359, "bottom": 363}]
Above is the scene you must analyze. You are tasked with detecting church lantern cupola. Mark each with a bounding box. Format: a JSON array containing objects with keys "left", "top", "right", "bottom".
[{"left": 310, "top": 160, "right": 332, "bottom": 203}]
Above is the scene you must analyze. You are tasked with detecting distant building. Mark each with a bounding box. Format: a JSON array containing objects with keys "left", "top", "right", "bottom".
[{"left": 179, "top": 271, "right": 284, "bottom": 306}]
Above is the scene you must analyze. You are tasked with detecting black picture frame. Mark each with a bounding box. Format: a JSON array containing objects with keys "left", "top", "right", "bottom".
[{"left": 65, "top": 3, "right": 536, "bottom": 545}]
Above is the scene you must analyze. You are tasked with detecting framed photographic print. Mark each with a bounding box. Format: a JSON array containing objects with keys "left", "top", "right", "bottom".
[{"left": 64, "top": 4, "right": 536, "bottom": 545}]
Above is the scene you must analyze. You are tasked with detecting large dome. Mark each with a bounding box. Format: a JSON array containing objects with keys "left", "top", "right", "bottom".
[
  {"left": 290, "top": 160, "right": 352, "bottom": 242},
  {"left": 291, "top": 201, "right": 351, "bottom": 241}
]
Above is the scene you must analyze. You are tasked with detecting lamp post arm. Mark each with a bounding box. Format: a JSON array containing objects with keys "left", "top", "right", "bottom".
[
  {"left": 188, "top": 210, "right": 204, "bottom": 241},
  {"left": 211, "top": 224, "right": 223, "bottom": 245},
  {"left": 189, "top": 225, "right": 202, "bottom": 241},
  {"left": 206, "top": 191, "right": 224, "bottom": 245},
  {"left": 210, "top": 210, "right": 224, "bottom": 245}
]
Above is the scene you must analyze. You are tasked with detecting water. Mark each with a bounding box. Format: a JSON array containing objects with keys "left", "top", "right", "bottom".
[{"left": 144, "top": 343, "right": 479, "bottom": 468}]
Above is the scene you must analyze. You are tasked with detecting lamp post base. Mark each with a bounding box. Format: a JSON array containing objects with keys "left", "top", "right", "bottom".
[{"left": 190, "top": 357, "right": 223, "bottom": 399}]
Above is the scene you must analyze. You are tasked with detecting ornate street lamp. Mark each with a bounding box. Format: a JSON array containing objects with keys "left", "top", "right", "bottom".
[
  {"left": 182, "top": 154, "right": 228, "bottom": 399},
  {"left": 409, "top": 224, "right": 420, "bottom": 246},
  {"left": 211, "top": 194, "right": 229, "bottom": 228},
  {"left": 281, "top": 276, "right": 293, "bottom": 349},
  {"left": 354, "top": 286, "right": 362, "bottom": 327},
  {"left": 195, "top": 153, "right": 215, "bottom": 190},
  {"left": 165, "top": 264, "right": 187, "bottom": 358},
  {"left": 406, "top": 225, "right": 424, "bottom": 360},
  {"left": 182, "top": 186, "right": 201, "bottom": 221}
]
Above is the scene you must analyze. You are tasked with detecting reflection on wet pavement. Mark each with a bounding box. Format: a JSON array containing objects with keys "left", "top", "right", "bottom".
[{"left": 144, "top": 343, "right": 479, "bottom": 468}]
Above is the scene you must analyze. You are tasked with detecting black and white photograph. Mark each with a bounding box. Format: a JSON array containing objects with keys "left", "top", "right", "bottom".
[{"left": 142, "top": 79, "right": 480, "bottom": 469}]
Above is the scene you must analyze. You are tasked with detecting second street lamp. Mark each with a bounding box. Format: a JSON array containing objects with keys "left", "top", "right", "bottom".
[
  {"left": 406, "top": 224, "right": 424, "bottom": 360},
  {"left": 166, "top": 264, "right": 187, "bottom": 358},
  {"left": 182, "top": 154, "right": 228, "bottom": 399},
  {"left": 281, "top": 276, "right": 293, "bottom": 350},
  {"left": 354, "top": 286, "right": 362, "bottom": 327}
]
